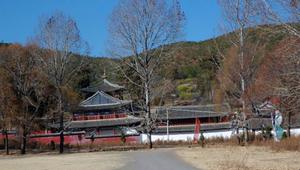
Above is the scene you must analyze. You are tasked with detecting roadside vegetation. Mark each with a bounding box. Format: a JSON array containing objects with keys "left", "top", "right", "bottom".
[{"left": 1, "top": 133, "right": 300, "bottom": 156}]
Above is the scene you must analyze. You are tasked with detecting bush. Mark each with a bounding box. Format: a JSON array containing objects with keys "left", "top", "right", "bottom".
[
  {"left": 177, "top": 84, "right": 193, "bottom": 93},
  {"left": 263, "top": 126, "right": 273, "bottom": 139},
  {"left": 282, "top": 131, "right": 287, "bottom": 139},
  {"left": 179, "top": 92, "right": 193, "bottom": 100},
  {"left": 120, "top": 132, "right": 126, "bottom": 144},
  {"left": 198, "top": 132, "right": 205, "bottom": 147}
]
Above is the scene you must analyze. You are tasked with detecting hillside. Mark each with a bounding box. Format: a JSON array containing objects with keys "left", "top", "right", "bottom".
[
  {"left": 0, "top": 25, "right": 294, "bottom": 106},
  {"left": 144, "top": 25, "right": 290, "bottom": 105}
]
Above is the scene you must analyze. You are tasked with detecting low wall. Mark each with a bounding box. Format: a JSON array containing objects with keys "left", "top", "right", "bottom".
[
  {"left": 140, "top": 128, "right": 300, "bottom": 143},
  {"left": 30, "top": 135, "right": 140, "bottom": 145},
  {"left": 141, "top": 130, "right": 233, "bottom": 143},
  {"left": 2, "top": 128, "right": 300, "bottom": 146},
  {"left": 0, "top": 133, "right": 140, "bottom": 146}
]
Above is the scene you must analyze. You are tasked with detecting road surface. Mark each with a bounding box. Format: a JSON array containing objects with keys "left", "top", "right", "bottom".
[
  {"left": 119, "top": 148, "right": 199, "bottom": 170},
  {"left": 0, "top": 148, "right": 199, "bottom": 170}
]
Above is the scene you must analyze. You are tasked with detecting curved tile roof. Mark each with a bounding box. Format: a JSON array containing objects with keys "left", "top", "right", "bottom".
[
  {"left": 81, "top": 79, "right": 125, "bottom": 93},
  {"left": 78, "top": 91, "right": 131, "bottom": 110}
]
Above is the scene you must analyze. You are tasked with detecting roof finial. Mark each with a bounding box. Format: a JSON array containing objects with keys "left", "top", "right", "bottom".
[{"left": 102, "top": 68, "right": 107, "bottom": 79}]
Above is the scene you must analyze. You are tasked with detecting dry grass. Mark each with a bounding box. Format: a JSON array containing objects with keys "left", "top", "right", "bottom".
[
  {"left": 269, "top": 137, "right": 300, "bottom": 151},
  {"left": 218, "top": 150, "right": 250, "bottom": 170},
  {"left": 245, "top": 135, "right": 300, "bottom": 152},
  {"left": 176, "top": 145, "right": 300, "bottom": 170},
  {"left": 0, "top": 151, "right": 127, "bottom": 170},
  {"left": 202, "top": 135, "right": 300, "bottom": 152},
  {"left": 175, "top": 136, "right": 300, "bottom": 170}
]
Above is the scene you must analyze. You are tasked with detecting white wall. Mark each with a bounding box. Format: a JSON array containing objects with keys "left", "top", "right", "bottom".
[
  {"left": 290, "top": 128, "right": 300, "bottom": 136},
  {"left": 140, "top": 130, "right": 233, "bottom": 143},
  {"left": 140, "top": 128, "right": 300, "bottom": 143}
]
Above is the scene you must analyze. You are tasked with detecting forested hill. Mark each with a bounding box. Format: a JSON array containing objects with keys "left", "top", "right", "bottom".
[
  {"left": 136, "top": 25, "right": 291, "bottom": 105},
  {"left": 84, "top": 25, "right": 291, "bottom": 106},
  {"left": 0, "top": 25, "right": 295, "bottom": 106}
]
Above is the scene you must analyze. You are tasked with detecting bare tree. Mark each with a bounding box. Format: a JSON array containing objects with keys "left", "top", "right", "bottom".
[
  {"left": 254, "top": 0, "right": 300, "bottom": 135},
  {"left": 36, "top": 12, "right": 88, "bottom": 153},
  {"left": 108, "top": 0, "right": 185, "bottom": 148},
  {"left": 217, "top": 0, "right": 266, "bottom": 142},
  {"left": 0, "top": 50, "right": 16, "bottom": 155},
  {"left": 258, "top": 0, "right": 300, "bottom": 37},
  {"left": 0, "top": 83, "right": 12, "bottom": 155},
  {"left": 218, "top": 0, "right": 300, "bottom": 139},
  {"left": 273, "top": 39, "right": 300, "bottom": 137},
  {"left": 253, "top": 37, "right": 300, "bottom": 137},
  {"left": 0, "top": 44, "right": 48, "bottom": 154}
]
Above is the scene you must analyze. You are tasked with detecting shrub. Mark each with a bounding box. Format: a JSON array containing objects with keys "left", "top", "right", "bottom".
[
  {"left": 177, "top": 84, "right": 193, "bottom": 93},
  {"left": 264, "top": 126, "right": 273, "bottom": 139},
  {"left": 198, "top": 132, "right": 205, "bottom": 147},
  {"left": 179, "top": 92, "right": 193, "bottom": 100},
  {"left": 120, "top": 132, "right": 126, "bottom": 144},
  {"left": 282, "top": 131, "right": 287, "bottom": 139}
]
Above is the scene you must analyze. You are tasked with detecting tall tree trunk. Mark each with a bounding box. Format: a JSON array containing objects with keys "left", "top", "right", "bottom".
[
  {"left": 59, "top": 130, "right": 64, "bottom": 153},
  {"left": 145, "top": 82, "right": 152, "bottom": 149},
  {"left": 148, "top": 131, "right": 153, "bottom": 149},
  {"left": 287, "top": 112, "right": 291, "bottom": 137},
  {"left": 239, "top": 22, "right": 248, "bottom": 144},
  {"left": 21, "top": 128, "right": 27, "bottom": 154},
  {"left": 3, "top": 130, "right": 9, "bottom": 155},
  {"left": 58, "top": 90, "right": 64, "bottom": 154}
]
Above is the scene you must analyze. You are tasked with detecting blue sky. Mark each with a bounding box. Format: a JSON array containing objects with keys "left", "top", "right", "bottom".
[{"left": 0, "top": 0, "right": 222, "bottom": 57}]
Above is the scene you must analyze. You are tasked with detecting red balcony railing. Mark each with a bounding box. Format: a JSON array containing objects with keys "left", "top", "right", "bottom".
[{"left": 73, "top": 113, "right": 127, "bottom": 121}]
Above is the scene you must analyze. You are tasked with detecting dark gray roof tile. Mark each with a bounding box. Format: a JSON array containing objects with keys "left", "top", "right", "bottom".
[
  {"left": 78, "top": 91, "right": 131, "bottom": 110},
  {"left": 81, "top": 79, "right": 125, "bottom": 93}
]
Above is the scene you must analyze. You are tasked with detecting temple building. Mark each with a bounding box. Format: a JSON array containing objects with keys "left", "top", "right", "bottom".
[
  {"left": 28, "top": 79, "right": 235, "bottom": 144},
  {"left": 30, "top": 78, "right": 142, "bottom": 145},
  {"left": 70, "top": 78, "right": 142, "bottom": 138},
  {"left": 157, "top": 105, "right": 230, "bottom": 130},
  {"left": 144, "top": 104, "right": 232, "bottom": 142},
  {"left": 70, "top": 89, "right": 141, "bottom": 138}
]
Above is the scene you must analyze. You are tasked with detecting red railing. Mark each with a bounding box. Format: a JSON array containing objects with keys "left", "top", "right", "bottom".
[{"left": 73, "top": 113, "right": 127, "bottom": 121}]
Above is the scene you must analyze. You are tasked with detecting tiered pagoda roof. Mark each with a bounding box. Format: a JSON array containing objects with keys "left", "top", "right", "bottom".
[
  {"left": 81, "top": 79, "right": 125, "bottom": 93},
  {"left": 78, "top": 91, "right": 131, "bottom": 110}
]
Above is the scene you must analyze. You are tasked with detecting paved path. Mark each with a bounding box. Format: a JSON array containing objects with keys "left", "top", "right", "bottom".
[
  {"left": 119, "top": 148, "right": 199, "bottom": 170},
  {"left": 0, "top": 148, "right": 200, "bottom": 170}
]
